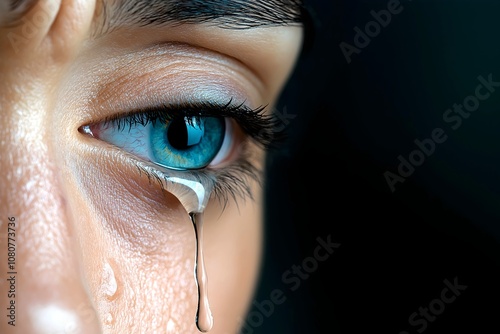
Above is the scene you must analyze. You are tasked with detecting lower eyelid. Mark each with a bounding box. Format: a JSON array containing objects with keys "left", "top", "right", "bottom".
[{"left": 82, "top": 131, "right": 263, "bottom": 212}]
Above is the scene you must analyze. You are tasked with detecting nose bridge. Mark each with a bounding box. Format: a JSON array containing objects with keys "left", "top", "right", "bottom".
[{"left": 0, "top": 114, "right": 102, "bottom": 333}]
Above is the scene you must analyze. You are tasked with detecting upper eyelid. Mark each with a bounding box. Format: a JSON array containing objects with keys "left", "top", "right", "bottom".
[
  {"left": 73, "top": 45, "right": 266, "bottom": 126},
  {"left": 78, "top": 20, "right": 303, "bottom": 115},
  {"left": 82, "top": 42, "right": 266, "bottom": 98}
]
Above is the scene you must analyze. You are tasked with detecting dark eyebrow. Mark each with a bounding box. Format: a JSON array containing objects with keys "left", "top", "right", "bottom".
[{"left": 94, "top": 0, "right": 304, "bottom": 36}]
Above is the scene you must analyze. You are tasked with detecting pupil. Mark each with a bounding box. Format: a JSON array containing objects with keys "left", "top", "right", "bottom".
[{"left": 167, "top": 118, "right": 204, "bottom": 150}]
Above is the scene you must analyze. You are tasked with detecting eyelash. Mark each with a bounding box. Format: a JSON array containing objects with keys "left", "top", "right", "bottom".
[{"left": 85, "top": 100, "right": 282, "bottom": 207}]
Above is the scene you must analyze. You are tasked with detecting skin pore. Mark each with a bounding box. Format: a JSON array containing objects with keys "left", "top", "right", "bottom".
[{"left": 0, "top": 0, "right": 303, "bottom": 333}]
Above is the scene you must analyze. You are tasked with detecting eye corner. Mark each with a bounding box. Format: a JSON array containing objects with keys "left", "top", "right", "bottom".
[{"left": 78, "top": 125, "right": 95, "bottom": 137}]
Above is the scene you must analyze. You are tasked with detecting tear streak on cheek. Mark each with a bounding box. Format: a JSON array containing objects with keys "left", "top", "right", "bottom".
[{"left": 98, "top": 261, "right": 119, "bottom": 327}]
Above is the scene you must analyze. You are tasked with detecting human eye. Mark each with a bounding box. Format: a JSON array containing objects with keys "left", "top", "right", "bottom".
[{"left": 79, "top": 100, "right": 279, "bottom": 212}]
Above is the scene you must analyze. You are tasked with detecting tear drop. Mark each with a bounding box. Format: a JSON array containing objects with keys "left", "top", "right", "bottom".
[
  {"left": 190, "top": 212, "right": 214, "bottom": 332},
  {"left": 101, "top": 262, "right": 118, "bottom": 300}
]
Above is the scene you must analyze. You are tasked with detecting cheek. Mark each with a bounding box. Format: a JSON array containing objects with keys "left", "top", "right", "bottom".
[{"left": 56, "top": 140, "right": 263, "bottom": 333}]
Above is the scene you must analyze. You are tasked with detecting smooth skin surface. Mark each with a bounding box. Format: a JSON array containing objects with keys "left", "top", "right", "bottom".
[{"left": 0, "top": 1, "right": 303, "bottom": 333}]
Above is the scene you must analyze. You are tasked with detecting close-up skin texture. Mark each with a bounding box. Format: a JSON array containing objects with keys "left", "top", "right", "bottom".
[{"left": 0, "top": 0, "right": 304, "bottom": 333}]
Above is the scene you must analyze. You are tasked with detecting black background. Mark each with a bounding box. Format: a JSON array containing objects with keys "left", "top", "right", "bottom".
[{"left": 248, "top": 0, "right": 500, "bottom": 333}]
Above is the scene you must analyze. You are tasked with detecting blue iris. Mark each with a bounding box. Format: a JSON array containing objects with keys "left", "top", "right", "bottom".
[{"left": 150, "top": 117, "right": 225, "bottom": 170}]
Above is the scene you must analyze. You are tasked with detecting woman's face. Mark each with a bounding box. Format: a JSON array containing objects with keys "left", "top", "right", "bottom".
[{"left": 0, "top": 1, "right": 303, "bottom": 333}]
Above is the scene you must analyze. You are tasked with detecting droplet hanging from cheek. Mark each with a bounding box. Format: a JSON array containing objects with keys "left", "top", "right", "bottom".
[{"left": 101, "top": 262, "right": 118, "bottom": 300}]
